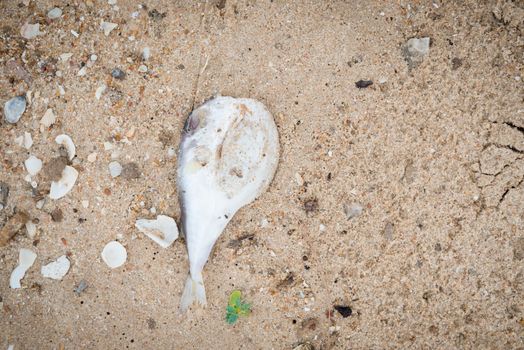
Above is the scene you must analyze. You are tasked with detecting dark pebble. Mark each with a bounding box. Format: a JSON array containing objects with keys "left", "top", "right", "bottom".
[
  {"left": 111, "top": 68, "right": 126, "bottom": 80},
  {"left": 451, "top": 57, "right": 463, "bottom": 70},
  {"left": 148, "top": 9, "right": 166, "bottom": 20},
  {"left": 51, "top": 208, "right": 63, "bottom": 222},
  {"left": 0, "top": 182, "right": 9, "bottom": 209},
  {"left": 303, "top": 198, "right": 318, "bottom": 215},
  {"left": 334, "top": 305, "right": 352, "bottom": 318},
  {"left": 121, "top": 162, "right": 141, "bottom": 180},
  {"left": 355, "top": 80, "right": 373, "bottom": 88}
]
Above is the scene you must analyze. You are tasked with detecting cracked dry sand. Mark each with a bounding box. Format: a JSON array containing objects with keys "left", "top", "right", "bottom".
[{"left": 1, "top": 1, "right": 523, "bottom": 349}]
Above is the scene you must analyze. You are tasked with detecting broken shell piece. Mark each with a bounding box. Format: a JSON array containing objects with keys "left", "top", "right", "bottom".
[
  {"left": 41, "top": 108, "right": 56, "bottom": 128},
  {"left": 25, "top": 221, "right": 36, "bottom": 238},
  {"left": 47, "top": 7, "right": 62, "bottom": 19},
  {"left": 23, "top": 132, "right": 33, "bottom": 149},
  {"left": 77, "top": 66, "right": 87, "bottom": 76},
  {"left": 101, "top": 241, "right": 127, "bottom": 268},
  {"left": 135, "top": 215, "right": 179, "bottom": 248},
  {"left": 41, "top": 255, "right": 70, "bottom": 280},
  {"left": 4, "top": 96, "right": 26, "bottom": 123},
  {"left": 20, "top": 23, "right": 44, "bottom": 39},
  {"left": 95, "top": 84, "right": 106, "bottom": 100},
  {"left": 9, "top": 248, "right": 37, "bottom": 289},
  {"left": 109, "top": 161, "right": 122, "bottom": 177},
  {"left": 101, "top": 21, "right": 118, "bottom": 36},
  {"left": 49, "top": 166, "right": 78, "bottom": 199},
  {"left": 55, "top": 134, "right": 76, "bottom": 160},
  {"left": 59, "top": 53, "right": 73, "bottom": 62},
  {"left": 15, "top": 132, "right": 33, "bottom": 149},
  {"left": 87, "top": 152, "right": 97, "bottom": 162},
  {"left": 25, "top": 155, "right": 42, "bottom": 176}
]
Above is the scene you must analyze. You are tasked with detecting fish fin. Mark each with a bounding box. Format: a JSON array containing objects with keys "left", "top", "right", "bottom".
[{"left": 179, "top": 274, "right": 207, "bottom": 313}]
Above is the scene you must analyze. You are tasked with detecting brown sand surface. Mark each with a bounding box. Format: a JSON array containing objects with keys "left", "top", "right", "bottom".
[{"left": 1, "top": 1, "right": 523, "bottom": 349}]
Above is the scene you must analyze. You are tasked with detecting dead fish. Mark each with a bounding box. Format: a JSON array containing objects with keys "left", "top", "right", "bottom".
[{"left": 177, "top": 96, "right": 279, "bottom": 312}]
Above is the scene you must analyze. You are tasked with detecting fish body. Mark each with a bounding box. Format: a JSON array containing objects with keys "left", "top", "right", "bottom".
[{"left": 177, "top": 96, "right": 279, "bottom": 311}]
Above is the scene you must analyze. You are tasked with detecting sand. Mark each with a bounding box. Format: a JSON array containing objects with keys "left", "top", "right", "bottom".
[{"left": 1, "top": 0, "right": 523, "bottom": 349}]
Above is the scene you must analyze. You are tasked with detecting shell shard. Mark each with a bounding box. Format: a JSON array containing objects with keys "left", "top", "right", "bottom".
[
  {"left": 101, "top": 241, "right": 127, "bottom": 268},
  {"left": 177, "top": 96, "right": 279, "bottom": 312},
  {"left": 135, "top": 215, "right": 179, "bottom": 248},
  {"left": 10, "top": 248, "right": 37, "bottom": 289},
  {"left": 55, "top": 134, "right": 76, "bottom": 160},
  {"left": 49, "top": 165, "right": 78, "bottom": 199},
  {"left": 41, "top": 255, "right": 70, "bottom": 280}
]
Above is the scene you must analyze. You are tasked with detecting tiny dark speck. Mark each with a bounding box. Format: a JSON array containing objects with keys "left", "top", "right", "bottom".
[
  {"left": 355, "top": 80, "right": 373, "bottom": 88},
  {"left": 224, "top": 214, "right": 228, "bottom": 219}
]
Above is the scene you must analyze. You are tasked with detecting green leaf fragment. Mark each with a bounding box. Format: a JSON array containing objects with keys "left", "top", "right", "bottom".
[{"left": 225, "top": 290, "right": 251, "bottom": 324}]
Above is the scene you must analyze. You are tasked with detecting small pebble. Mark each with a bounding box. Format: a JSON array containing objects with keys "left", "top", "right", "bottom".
[
  {"left": 109, "top": 161, "right": 123, "bottom": 177},
  {"left": 0, "top": 182, "right": 9, "bottom": 210},
  {"left": 138, "top": 65, "right": 148, "bottom": 73},
  {"left": 47, "top": 7, "right": 62, "bottom": 19},
  {"left": 87, "top": 152, "right": 97, "bottom": 162},
  {"left": 77, "top": 66, "right": 87, "bottom": 76},
  {"left": 90, "top": 54, "right": 98, "bottom": 61},
  {"left": 343, "top": 202, "right": 363, "bottom": 220},
  {"left": 4, "top": 96, "right": 26, "bottom": 124},
  {"left": 355, "top": 80, "right": 373, "bottom": 89},
  {"left": 70, "top": 30, "right": 79, "bottom": 38},
  {"left": 74, "top": 279, "right": 88, "bottom": 295},
  {"left": 111, "top": 68, "right": 126, "bottom": 80},
  {"left": 121, "top": 162, "right": 140, "bottom": 179}
]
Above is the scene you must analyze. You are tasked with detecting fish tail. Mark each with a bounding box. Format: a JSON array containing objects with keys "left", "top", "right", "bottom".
[{"left": 179, "top": 273, "right": 206, "bottom": 312}]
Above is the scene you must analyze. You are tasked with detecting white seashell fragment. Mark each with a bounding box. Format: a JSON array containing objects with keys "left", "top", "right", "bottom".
[
  {"left": 55, "top": 134, "right": 76, "bottom": 160},
  {"left": 20, "top": 23, "right": 44, "bottom": 39},
  {"left": 4, "top": 96, "right": 26, "bottom": 123},
  {"left": 10, "top": 248, "right": 37, "bottom": 289},
  {"left": 135, "top": 215, "right": 179, "bottom": 248},
  {"left": 101, "top": 241, "right": 127, "bottom": 268},
  {"left": 41, "top": 255, "right": 70, "bottom": 280},
  {"left": 142, "top": 47, "right": 150, "bottom": 61},
  {"left": 87, "top": 152, "right": 97, "bottom": 162},
  {"left": 108, "top": 161, "right": 122, "bottom": 177},
  {"left": 49, "top": 166, "right": 78, "bottom": 199},
  {"left": 24, "top": 155, "right": 42, "bottom": 176},
  {"left": 23, "top": 132, "right": 33, "bottom": 149},
  {"left": 25, "top": 221, "right": 37, "bottom": 238},
  {"left": 95, "top": 84, "right": 106, "bottom": 100},
  {"left": 101, "top": 21, "right": 118, "bottom": 36},
  {"left": 41, "top": 108, "right": 56, "bottom": 127},
  {"left": 77, "top": 66, "right": 87, "bottom": 76},
  {"left": 60, "top": 53, "right": 73, "bottom": 61},
  {"left": 47, "top": 7, "right": 62, "bottom": 19}
]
